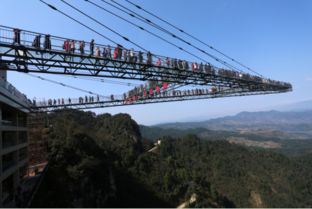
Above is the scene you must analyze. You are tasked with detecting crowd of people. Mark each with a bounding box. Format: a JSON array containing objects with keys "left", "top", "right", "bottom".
[
  {"left": 122, "top": 80, "right": 221, "bottom": 104},
  {"left": 34, "top": 79, "right": 222, "bottom": 107},
  {"left": 7, "top": 28, "right": 292, "bottom": 109},
  {"left": 11, "top": 28, "right": 292, "bottom": 89}
]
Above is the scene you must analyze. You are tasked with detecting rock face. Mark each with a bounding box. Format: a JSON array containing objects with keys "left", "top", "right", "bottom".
[{"left": 31, "top": 110, "right": 145, "bottom": 207}]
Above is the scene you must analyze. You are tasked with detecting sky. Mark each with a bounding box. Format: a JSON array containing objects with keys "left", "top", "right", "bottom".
[{"left": 0, "top": 0, "right": 312, "bottom": 125}]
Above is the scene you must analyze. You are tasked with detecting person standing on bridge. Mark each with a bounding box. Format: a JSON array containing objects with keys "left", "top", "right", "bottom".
[
  {"left": 95, "top": 47, "right": 101, "bottom": 58},
  {"left": 90, "top": 39, "right": 94, "bottom": 56},
  {"left": 133, "top": 52, "right": 137, "bottom": 63},
  {"left": 70, "top": 40, "right": 76, "bottom": 53},
  {"left": 13, "top": 28, "right": 21, "bottom": 45},
  {"left": 138, "top": 51, "right": 143, "bottom": 64},
  {"left": 117, "top": 45, "right": 123, "bottom": 60},
  {"left": 182, "top": 60, "right": 186, "bottom": 70},
  {"left": 44, "top": 34, "right": 51, "bottom": 50},
  {"left": 147, "top": 51, "right": 152, "bottom": 65},
  {"left": 129, "top": 48, "right": 135, "bottom": 63},
  {"left": 178, "top": 59, "right": 183, "bottom": 69},
  {"left": 123, "top": 48, "right": 128, "bottom": 62},
  {"left": 199, "top": 62, "right": 204, "bottom": 72},
  {"left": 103, "top": 45, "right": 111, "bottom": 59},
  {"left": 32, "top": 35, "right": 41, "bottom": 49},
  {"left": 113, "top": 46, "right": 118, "bottom": 59},
  {"left": 166, "top": 57, "right": 170, "bottom": 67},
  {"left": 79, "top": 41, "right": 85, "bottom": 54},
  {"left": 63, "top": 39, "right": 70, "bottom": 53},
  {"left": 192, "top": 62, "right": 198, "bottom": 72},
  {"left": 156, "top": 58, "right": 161, "bottom": 66}
]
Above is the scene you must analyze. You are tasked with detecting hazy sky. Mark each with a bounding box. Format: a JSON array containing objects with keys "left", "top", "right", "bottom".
[{"left": 1, "top": 0, "right": 311, "bottom": 125}]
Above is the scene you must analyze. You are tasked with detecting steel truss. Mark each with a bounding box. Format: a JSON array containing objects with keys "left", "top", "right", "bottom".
[
  {"left": 33, "top": 87, "right": 289, "bottom": 112},
  {"left": 0, "top": 43, "right": 290, "bottom": 91},
  {"left": 0, "top": 25, "right": 292, "bottom": 112}
]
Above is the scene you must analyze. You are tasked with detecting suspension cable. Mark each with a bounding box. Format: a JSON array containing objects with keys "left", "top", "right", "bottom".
[
  {"left": 83, "top": 0, "right": 229, "bottom": 68},
  {"left": 39, "top": 0, "right": 120, "bottom": 46},
  {"left": 122, "top": 0, "right": 263, "bottom": 77},
  {"left": 62, "top": 75, "right": 140, "bottom": 87},
  {"left": 60, "top": 0, "right": 219, "bottom": 67},
  {"left": 59, "top": 0, "right": 150, "bottom": 52},
  {"left": 106, "top": 0, "right": 244, "bottom": 73},
  {"left": 66, "top": 74, "right": 187, "bottom": 94},
  {"left": 40, "top": 0, "right": 239, "bottom": 72},
  {"left": 26, "top": 73, "right": 108, "bottom": 97},
  {"left": 57, "top": 74, "right": 187, "bottom": 99}
]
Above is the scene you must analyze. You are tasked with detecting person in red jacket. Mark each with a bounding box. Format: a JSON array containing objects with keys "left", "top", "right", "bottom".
[
  {"left": 162, "top": 82, "right": 168, "bottom": 90},
  {"left": 113, "top": 46, "right": 118, "bottom": 59},
  {"left": 156, "top": 58, "right": 161, "bottom": 66},
  {"left": 156, "top": 85, "right": 160, "bottom": 94},
  {"left": 192, "top": 62, "right": 198, "bottom": 71},
  {"left": 63, "top": 39, "right": 69, "bottom": 53}
]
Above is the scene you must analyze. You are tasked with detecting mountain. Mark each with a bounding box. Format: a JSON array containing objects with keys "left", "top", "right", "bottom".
[
  {"left": 156, "top": 110, "right": 312, "bottom": 136},
  {"left": 31, "top": 109, "right": 312, "bottom": 207},
  {"left": 275, "top": 99, "right": 312, "bottom": 112}
]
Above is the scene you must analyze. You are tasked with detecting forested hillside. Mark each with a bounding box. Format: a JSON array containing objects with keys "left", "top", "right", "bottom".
[{"left": 31, "top": 110, "right": 312, "bottom": 208}]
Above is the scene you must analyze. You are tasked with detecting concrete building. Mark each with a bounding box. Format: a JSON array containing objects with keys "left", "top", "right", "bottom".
[{"left": 0, "top": 70, "right": 30, "bottom": 207}]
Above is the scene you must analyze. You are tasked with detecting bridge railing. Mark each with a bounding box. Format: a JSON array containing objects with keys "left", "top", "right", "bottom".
[
  {"left": 33, "top": 85, "right": 231, "bottom": 108},
  {"left": 34, "top": 84, "right": 289, "bottom": 110},
  {"left": 0, "top": 25, "right": 292, "bottom": 90},
  {"left": 0, "top": 25, "right": 183, "bottom": 67}
]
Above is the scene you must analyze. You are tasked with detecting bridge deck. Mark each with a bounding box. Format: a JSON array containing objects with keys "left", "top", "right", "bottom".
[
  {"left": 33, "top": 86, "right": 289, "bottom": 112},
  {"left": 0, "top": 25, "right": 292, "bottom": 112}
]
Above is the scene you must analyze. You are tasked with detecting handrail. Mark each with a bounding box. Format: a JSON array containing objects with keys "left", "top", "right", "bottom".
[{"left": 0, "top": 25, "right": 292, "bottom": 89}]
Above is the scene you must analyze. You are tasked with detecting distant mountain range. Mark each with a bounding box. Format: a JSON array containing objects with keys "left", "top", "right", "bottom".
[
  {"left": 155, "top": 110, "right": 312, "bottom": 136},
  {"left": 274, "top": 99, "right": 312, "bottom": 112}
]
